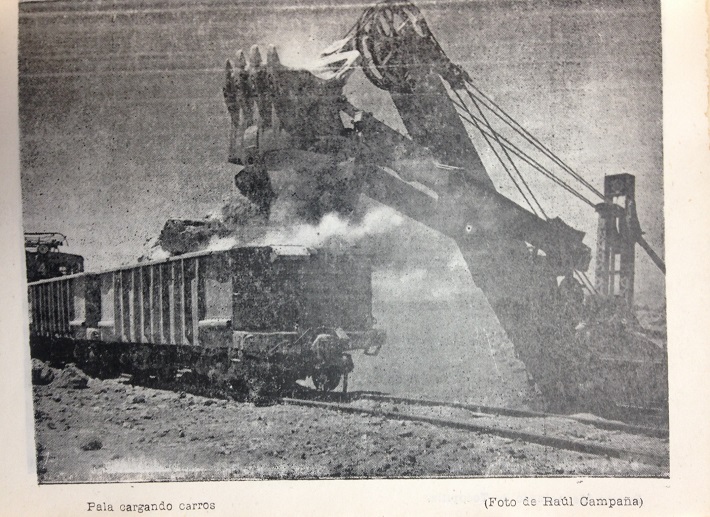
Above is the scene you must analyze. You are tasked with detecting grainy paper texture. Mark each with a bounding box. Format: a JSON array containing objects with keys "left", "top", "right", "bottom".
[{"left": 1, "top": 0, "right": 709, "bottom": 514}]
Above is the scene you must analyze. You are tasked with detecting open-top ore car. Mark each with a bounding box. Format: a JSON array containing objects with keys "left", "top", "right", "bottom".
[{"left": 28, "top": 245, "right": 384, "bottom": 397}]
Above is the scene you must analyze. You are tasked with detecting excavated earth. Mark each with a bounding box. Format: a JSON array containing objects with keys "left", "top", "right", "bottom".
[{"left": 32, "top": 362, "right": 667, "bottom": 482}]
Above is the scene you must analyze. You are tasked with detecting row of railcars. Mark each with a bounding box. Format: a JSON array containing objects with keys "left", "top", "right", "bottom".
[{"left": 28, "top": 245, "right": 384, "bottom": 395}]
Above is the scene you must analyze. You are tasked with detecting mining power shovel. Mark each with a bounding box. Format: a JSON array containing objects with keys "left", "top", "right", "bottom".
[{"left": 221, "top": 0, "right": 667, "bottom": 414}]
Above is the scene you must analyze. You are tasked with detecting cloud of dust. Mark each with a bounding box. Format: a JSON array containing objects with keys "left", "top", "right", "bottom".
[{"left": 257, "top": 205, "right": 404, "bottom": 249}]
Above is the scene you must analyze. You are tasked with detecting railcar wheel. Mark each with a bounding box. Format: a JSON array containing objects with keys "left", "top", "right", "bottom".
[
  {"left": 155, "top": 366, "right": 177, "bottom": 385},
  {"left": 313, "top": 367, "right": 341, "bottom": 392}
]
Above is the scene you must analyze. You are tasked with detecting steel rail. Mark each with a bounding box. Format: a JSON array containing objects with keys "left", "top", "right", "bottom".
[
  {"left": 282, "top": 397, "right": 668, "bottom": 468},
  {"left": 355, "top": 393, "right": 668, "bottom": 439}
]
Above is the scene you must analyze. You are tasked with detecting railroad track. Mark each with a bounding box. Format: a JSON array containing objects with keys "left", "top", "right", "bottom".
[
  {"left": 357, "top": 393, "right": 669, "bottom": 438},
  {"left": 110, "top": 372, "right": 670, "bottom": 468},
  {"left": 282, "top": 393, "right": 669, "bottom": 468}
]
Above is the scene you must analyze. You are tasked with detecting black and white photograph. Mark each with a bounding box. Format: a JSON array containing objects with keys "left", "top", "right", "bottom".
[{"left": 7, "top": 0, "right": 696, "bottom": 493}]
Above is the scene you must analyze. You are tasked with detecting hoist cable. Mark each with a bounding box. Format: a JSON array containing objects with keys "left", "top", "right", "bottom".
[
  {"left": 463, "top": 82, "right": 605, "bottom": 201},
  {"left": 450, "top": 90, "right": 546, "bottom": 218},
  {"left": 464, "top": 82, "right": 604, "bottom": 200},
  {"left": 572, "top": 271, "right": 592, "bottom": 295},
  {"left": 450, "top": 98, "right": 597, "bottom": 207},
  {"left": 418, "top": 20, "right": 602, "bottom": 202},
  {"left": 579, "top": 270, "right": 598, "bottom": 295},
  {"left": 450, "top": 99, "right": 597, "bottom": 208},
  {"left": 431, "top": 25, "right": 592, "bottom": 212},
  {"left": 574, "top": 270, "right": 597, "bottom": 295},
  {"left": 450, "top": 92, "right": 540, "bottom": 217},
  {"left": 453, "top": 88, "right": 548, "bottom": 219}
]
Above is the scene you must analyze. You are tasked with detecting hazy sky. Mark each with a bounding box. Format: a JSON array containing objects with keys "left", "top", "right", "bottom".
[{"left": 18, "top": 0, "right": 664, "bottom": 305}]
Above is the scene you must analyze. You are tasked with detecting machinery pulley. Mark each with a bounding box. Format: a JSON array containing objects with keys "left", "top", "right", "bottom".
[{"left": 355, "top": 0, "right": 433, "bottom": 92}]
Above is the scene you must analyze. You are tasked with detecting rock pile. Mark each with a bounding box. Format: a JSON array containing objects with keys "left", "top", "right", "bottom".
[{"left": 31, "top": 359, "right": 54, "bottom": 385}]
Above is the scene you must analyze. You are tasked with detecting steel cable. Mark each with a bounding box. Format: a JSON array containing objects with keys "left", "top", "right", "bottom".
[
  {"left": 450, "top": 89, "right": 548, "bottom": 219},
  {"left": 463, "top": 82, "right": 605, "bottom": 201},
  {"left": 450, "top": 99, "right": 598, "bottom": 208}
]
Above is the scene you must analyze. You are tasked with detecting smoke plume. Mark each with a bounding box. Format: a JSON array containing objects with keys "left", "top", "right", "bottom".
[{"left": 257, "top": 206, "right": 403, "bottom": 249}]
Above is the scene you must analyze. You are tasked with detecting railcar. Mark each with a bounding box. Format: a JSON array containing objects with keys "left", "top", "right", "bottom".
[{"left": 28, "top": 245, "right": 384, "bottom": 395}]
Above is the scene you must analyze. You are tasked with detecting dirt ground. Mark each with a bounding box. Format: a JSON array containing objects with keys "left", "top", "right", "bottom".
[{"left": 32, "top": 363, "right": 667, "bottom": 483}]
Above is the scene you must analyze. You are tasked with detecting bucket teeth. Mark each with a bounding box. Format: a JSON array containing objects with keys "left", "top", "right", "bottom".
[
  {"left": 225, "top": 59, "right": 236, "bottom": 93},
  {"left": 223, "top": 60, "right": 238, "bottom": 120},
  {"left": 225, "top": 41, "right": 346, "bottom": 161},
  {"left": 234, "top": 49, "right": 247, "bottom": 70},
  {"left": 247, "top": 44, "right": 262, "bottom": 69},
  {"left": 226, "top": 49, "right": 251, "bottom": 126},
  {"left": 235, "top": 50, "right": 249, "bottom": 109},
  {"left": 266, "top": 45, "right": 281, "bottom": 68},
  {"left": 248, "top": 45, "right": 270, "bottom": 125},
  {"left": 223, "top": 48, "right": 257, "bottom": 133}
]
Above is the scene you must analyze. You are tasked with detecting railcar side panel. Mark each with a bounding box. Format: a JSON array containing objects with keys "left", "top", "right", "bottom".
[
  {"left": 68, "top": 274, "right": 101, "bottom": 339},
  {"left": 101, "top": 258, "right": 203, "bottom": 347},
  {"left": 29, "top": 277, "right": 75, "bottom": 339},
  {"left": 98, "top": 273, "right": 115, "bottom": 340},
  {"left": 298, "top": 253, "right": 373, "bottom": 331},
  {"left": 231, "top": 248, "right": 299, "bottom": 332},
  {"left": 198, "top": 253, "right": 232, "bottom": 348}
]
